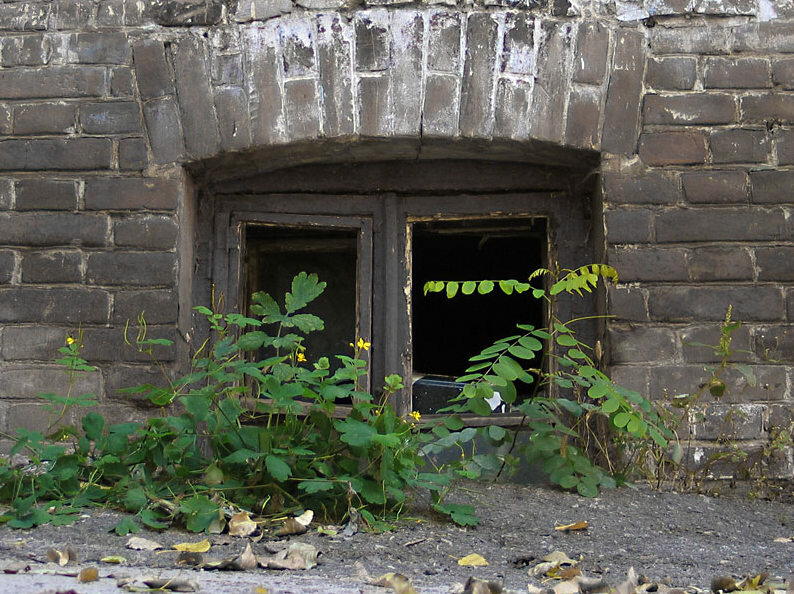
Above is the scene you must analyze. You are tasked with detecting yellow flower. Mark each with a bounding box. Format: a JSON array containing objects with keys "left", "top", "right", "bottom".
[
  {"left": 66, "top": 336, "right": 75, "bottom": 345},
  {"left": 296, "top": 352, "right": 307, "bottom": 362},
  {"left": 356, "top": 338, "right": 371, "bottom": 351},
  {"left": 409, "top": 411, "right": 421, "bottom": 422}
]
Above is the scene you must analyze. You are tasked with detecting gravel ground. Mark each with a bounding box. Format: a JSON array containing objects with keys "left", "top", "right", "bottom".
[{"left": 0, "top": 482, "right": 792, "bottom": 593}]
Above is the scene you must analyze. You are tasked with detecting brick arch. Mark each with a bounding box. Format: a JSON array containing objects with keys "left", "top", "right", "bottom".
[{"left": 132, "top": 10, "right": 646, "bottom": 169}]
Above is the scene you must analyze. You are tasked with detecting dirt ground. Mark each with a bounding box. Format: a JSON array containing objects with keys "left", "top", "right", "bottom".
[{"left": 0, "top": 481, "right": 793, "bottom": 593}]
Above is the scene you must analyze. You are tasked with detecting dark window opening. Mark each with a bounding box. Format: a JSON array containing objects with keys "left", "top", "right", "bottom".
[
  {"left": 245, "top": 225, "right": 359, "bottom": 362},
  {"left": 411, "top": 217, "right": 547, "bottom": 414}
]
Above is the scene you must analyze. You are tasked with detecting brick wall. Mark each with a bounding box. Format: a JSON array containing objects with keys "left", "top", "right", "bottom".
[{"left": 0, "top": 0, "right": 791, "bottom": 478}]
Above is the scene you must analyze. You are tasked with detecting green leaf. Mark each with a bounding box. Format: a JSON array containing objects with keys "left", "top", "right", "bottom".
[
  {"left": 286, "top": 313, "right": 325, "bottom": 333},
  {"left": 468, "top": 397, "right": 492, "bottom": 416},
  {"left": 82, "top": 411, "right": 105, "bottom": 441},
  {"left": 517, "top": 336, "right": 543, "bottom": 351},
  {"left": 532, "top": 289, "right": 545, "bottom": 299},
  {"left": 556, "top": 334, "right": 578, "bottom": 347},
  {"left": 285, "top": 272, "right": 326, "bottom": 313},
  {"left": 601, "top": 397, "right": 620, "bottom": 413},
  {"left": 266, "top": 455, "right": 292, "bottom": 482},
  {"left": 433, "top": 503, "right": 479, "bottom": 526},
  {"left": 488, "top": 425, "right": 507, "bottom": 441},
  {"left": 477, "top": 280, "right": 494, "bottom": 294},
  {"left": 139, "top": 508, "right": 169, "bottom": 530},
  {"left": 446, "top": 282, "right": 459, "bottom": 299},
  {"left": 498, "top": 280, "right": 514, "bottom": 295},
  {"left": 462, "top": 281, "right": 477, "bottom": 295},
  {"left": 612, "top": 412, "right": 631, "bottom": 428},
  {"left": 557, "top": 398, "right": 583, "bottom": 417},
  {"left": 299, "top": 480, "right": 335, "bottom": 494},
  {"left": 558, "top": 473, "right": 578, "bottom": 489},
  {"left": 335, "top": 418, "right": 376, "bottom": 447},
  {"left": 223, "top": 448, "right": 262, "bottom": 464},
  {"left": 124, "top": 486, "right": 147, "bottom": 513},
  {"left": 577, "top": 478, "right": 599, "bottom": 498},
  {"left": 112, "top": 516, "right": 141, "bottom": 536},
  {"left": 181, "top": 394, "right": 209, "bottom": 422},
  {"left": 235, "top": 331, "right": 267, "bottom": 351}
]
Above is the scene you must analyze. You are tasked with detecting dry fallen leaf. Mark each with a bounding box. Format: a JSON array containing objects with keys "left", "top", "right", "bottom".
[
  {"left": 259, "top": 542, "right": 319, "bottom": 570},
  {"left": 530, "top": 551, "right": 578, "bottom": 578},
  {"left": 173, "top": 538, "right": 211, "bottom": 553},
  {"left": 555, "top": 521, "right": 589, "bottom": 533},
  {"left": 371, "top": 572, "right": 419, "bottom": 594},
  {"left": 126, "top": 536, "right": 163, "bottom": 551},
  {"left": 616, "top": 567, "right": 640, "bottom": 594},
  {"left": 78, "top": 567, "right": 99, "bottom": 583},
  {"left": 462, "top": 576, "right": 503, "bottom": 594},
  {"left": 46, "top": 546, "right": 77, "bottom": 566},
  {"left": 553, "top": 579, "right": 581, "bottom": 594},
  {"left": 712, "top": 576, "right": 739, "bottom": 594},
  {"left": 458, "top": 553, "right": 489, "bottom": 567},
  {"left": 229, "top": 511, "right": 259, "bottom": 538},
  {"left": 202, "top": 542, "right": 259, "bottom": 571},
  {"left": 118, "top": 574, "right": 200, "bottom": 592},
  {"left": 101, "top": 555, "right": 127, "bottom": 564},
  {"left": 176, "top": 551, "right": 203, "bottom": 566},
  {"left": 276, "top": 510, "right": 314, "bottom": 537}
]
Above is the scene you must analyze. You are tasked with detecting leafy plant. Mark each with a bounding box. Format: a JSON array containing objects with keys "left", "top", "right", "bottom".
[
  {"left": 424, "top": 264, "right": 674, "bottom": 497},
  {"left": 0, "top": 273, "right": 469, "bottom": 532}
]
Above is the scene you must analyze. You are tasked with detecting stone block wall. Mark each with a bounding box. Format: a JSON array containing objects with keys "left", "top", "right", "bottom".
[{"left": 0, "top": 0, "right": 791, "bottom": 478}]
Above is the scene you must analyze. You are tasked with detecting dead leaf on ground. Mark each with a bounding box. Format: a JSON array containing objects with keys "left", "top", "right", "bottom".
[
  {"left": 258, "top": 542, "right": 319, "bottom": 570},
  {"left": 773, "top": 537, "right": 793, "bottom": 543},
  {"left": 458, "top": 553, "right": 489, "bottom": 567},
  {"left": 371, "top": 572, "right": 418, "bottom": 594},
  {"left": 172, "top": 538, "right": 211, "bottom": 553},
  {"left": 126, "top": 536, "right": 163, "bottom": 551},
  {"left": 555, "top": 521, "right": 589, "bottom": 533},
  {"left": 462, "top": 576, "right": 503, "bottom": 593},
  {"left": 78, "top": 567, "right": 99, "bottom": 583},
  {"left": 229, "top": 511, "right": 259, "bottom": 538},
  {"left": 342, "top": 507, "right": 361, "bottom": 537},
  {"left": 737, "top": 573, "right": 769, "bottom": 590},
  {"left": 101, "top": 555, "right": 127, "bottom": 564},
  {"left": 202, "top": 542, "right": 258, "bottom": 571},
  {"left": 616, "top": 567, "right": 640, "bottom": 594},
  {"left": 553, "top": 579, "right": 581, "bottom": 594},
  {"left": 118, "top": 574, "right": 200, "bottom": 592},
  {"left": 176, "top": 551, "right": 203, "bottom": 566},
  {"left": 46, "top": 546, "right": 78, "bottom": 566},
  {"left": 276, "top": 510, "right": 314, "bottom": 537},
  {"left": 712, "top": 576, "right": 739, "bottom": 594},
  {"left": 530, "top": 552, "right": 578, "bottom": 579}
]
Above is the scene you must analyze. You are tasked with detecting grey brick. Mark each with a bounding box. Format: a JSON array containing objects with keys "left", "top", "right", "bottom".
[
  {"left": 710, "top": 129, "right": 769, "bottom": 164},
  {"left": 639, "top": 132, "right": 707, "bottom": 166},
  {"left": 646, "top": 57, "right": 697, "bottom": 91},
  {"left": 97, "top": 0, "right": 125, "bottom": 27},
  {"left": 0, "top": 249, "right": 14, "bottom": 284},
  {"left": 52, "top": 0, "right": 94, "bottom": 30},
  {"left": 391, "top": 11, "right": 423, "bottom": 137},
  {"left": 656, "top": 207, "right": 791, "bottom": 242},
  {"left": 85, "top": 177, "right": 180, "bottom": 210},
  {"left": 15, "top": 179, "right": 77, "bottom": 210},
  {"left": 12, "top": 103, "right": 75, "bottom": 135},
  {"left": 87, "top": 252, "right": 176, "bottom": 287},
  {"left": 21, "top": 250, "right": 82, "bottom": 283},
  {"left": 742, "top": 94, "right": 794, "bottom": 124},
  {"left": 649, "top": 286, "right": 784, "bottom": 322},
  {"left": 460, "top": 13, "right": 498, "bottom": 138},
  {"left": 0, "top": 212, "right": 108, "bottom": 247},
  {"left": 604, "top": 208, "right": 653, "bottom": 244},
  {"left": 680, "top": 324, "right": 752, "bottom": 364},
  {"left": 603, "top": 170, "right": 680, "bottom": 207},
  {"left": 753, "top": 325, "right": 794, "bottom": 361},
  {"left": 0, "top": 3, "right": 50, "bottom": 31},
  {"left": 608, "top": 246, "right": 687, "bottom": 281},
  {"left": 0, "top": 67, "right": 106, "bottom": 100},
  {"left": 0, "top": 288, "right": 110, "bottom": 323},
  {"left": 609, "top": 326, "right": 676, "bottom": 363},
  {"left": 0, "top": 138, "right": 112, "bottom": 171},
  {"left": 212, "top": 53, "right": 244, "bottom": 86},
  {"left": 528, "top": 21, "right": 574, "bottom": 144},
  {"left": 80, "top": 102, "right": 142, "bottom": 134},
  {"left": 756, "top": 247, "right": 794, "bottom": 281},
  {"left": 171, "top": 36, "right": 220, "bottom": 159},
  {"left": 688, "top": 247, "right": 754, "bottom": 281},
  {"left": 502, "top": 12, "right": 533, "bottom": 76},
  {"left": 118, "top": 138, "right": 149, "bottom": 171},
  {"left": 494, "top": 79, "right": 532, "bottom": 140},
  {"left": 317, "top": 13, "right": 354, "bottom": 138},
  {"left": 214, "top": 87, "right": 252, "bottom": 152},
  {"left": 70, "top": 32, "right": 130, "bottom": 64},
  {"left": 0, "top": 326, "right": 73, "bottom": 361},
  {"left": 681, "top": 170, "right": 748, "bottom": 204},
  {"left": 750, "top": 169, "right": 794, "bottom": 204},
  {"left": 564, "top": 86, "right": 601, "bottom": 150},
  {"left": 705, "top": 57, "right": 771, "bottom": 89},
  {"left": 651, "top": 26, "right": 730, "bottom": 55},
  {"left": 699, "top": 403, "right": 765, "bottom": 441},
  {"left": 691, "top": 0, "right": 755, "bottom": 15},
  {"left": 132, "top": 40, "right": 174, "bottom": 100},
  {"left": 427, "top": 11, "right": 461, "bottom": 73},
  {"left": 602, "top": 30, "right": 644, "bottom": 154},
  {"left": 355, "top": 11, "right": 391, "bottom": 72},
  {"left": 733, "top": 22, "right": 794, "bottom": 54},
  {"left": 1, "top": 34, "right": 51, "bottom": 67},
  {"left": 643, "top": 94, "right": 736, "bottom": 125},
  {"left": 0, "top": 104, "right": 10, "bottom": 134},
  {"left": 773, "top": 59, "right": 794, "bottom": 90},
  {"left": 283, "top": 79, "right": 321, "bottom": 141},
  {"left": 573, "top": 22, "right": 608, "bottom": 84},
  {"left": 110, "top": 67, "right": 134, "bottom": 97},
  {"left": 142, "top": 96, "right": 185, "bottom": 165},
  {"left": 113, "top": 289, "right": 178, "bottom": 324},
  {"left": 280, "top": 17, "right": 316, "bottom": 77},
  {"left": 777, "top": 128, "right": 794, "bottom": 166},
  {"left": 235, "top": 0, "right": 292, "bottom": 21},
  {"left": 358, "top": 75, "right": 392, "bottom": 136},
  {"left": 423, "top": 74, "right": 459, "bottom": 137},
  {"left": 114, "top": 215, "right": 178, "bottom": 249},
  {"left": 79, "top": 326, "right": 176, "bottom": 362},
  {"left": 606, "top": 285, "right": 648, "bottom": 321},
  {"left": 0, "top": 179, "right": 11, "bottom": 210},
  {"left": 245, "top": 27, "right": 285, "bottom": 145},
  {"left": 106, "top": 365, "right": 173, "bottom": 405}
]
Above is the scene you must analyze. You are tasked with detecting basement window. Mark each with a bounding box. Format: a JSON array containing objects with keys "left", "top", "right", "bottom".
[{"left": 411, "top": 217, "right": 547, "bottom": 414}]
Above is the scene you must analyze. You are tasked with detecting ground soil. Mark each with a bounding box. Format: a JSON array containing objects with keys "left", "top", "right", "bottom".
[{"left": 0, "top": 481, "right": 792, "bottom": 593}]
